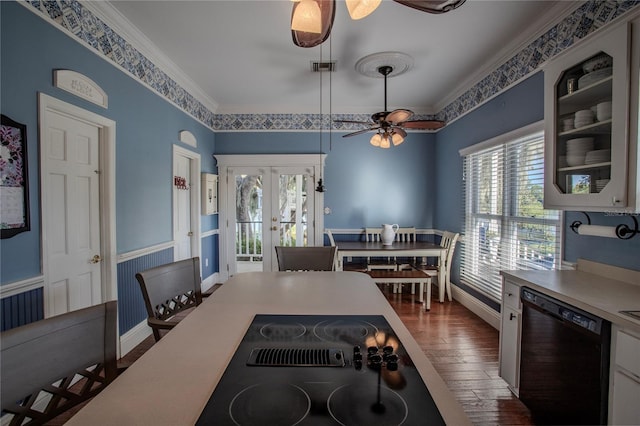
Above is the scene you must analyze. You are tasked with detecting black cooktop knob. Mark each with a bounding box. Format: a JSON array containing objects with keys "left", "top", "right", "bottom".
[
  {"left": 387, "top": 360, "right": 398, "bottom": 371},
  {"left": 354, "top": 360, "right": 363, "bottom": 370},
  {"left": 367, "top": 346, "right": 378, "bottom": 355},
  {"left": 353, "top": 352, "right": 363, "bottom": 361},
  {"left": 383, "top": 345, "right": 394, "bottom": 355}
]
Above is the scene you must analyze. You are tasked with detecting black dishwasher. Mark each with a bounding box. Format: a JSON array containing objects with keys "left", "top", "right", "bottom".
[{"left": 519, "top": 287, "right": 611, "bottom": 425}]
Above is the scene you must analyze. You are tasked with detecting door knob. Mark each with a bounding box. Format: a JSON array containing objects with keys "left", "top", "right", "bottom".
[
  {"left": 90, "top": 255, "right": 101, "bottom": 264},
  {"left": 271, "top": 226, "right": 277, "bottom": 231},
  {"left": 272, "top": 217, "right": 278, "bottom": 222},
  {"left": 188, "top": 231, "right": 194, "bottom": 236}
]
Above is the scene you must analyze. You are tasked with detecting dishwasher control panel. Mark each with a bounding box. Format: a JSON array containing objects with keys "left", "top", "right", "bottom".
[{"left": 521, "top": 287, "right": 604, "bottom": 335}]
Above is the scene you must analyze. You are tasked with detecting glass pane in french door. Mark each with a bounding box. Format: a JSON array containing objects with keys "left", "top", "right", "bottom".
[
  {"left": 235, "top": 173, "right": 264, "bottom": 273},
  {"left": 277, "top": 173, "right": 309, "bottom": 247}
]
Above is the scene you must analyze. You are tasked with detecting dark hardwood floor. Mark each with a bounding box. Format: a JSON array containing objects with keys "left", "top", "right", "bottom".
[
  {"left": 383, "top": 285, "right": 533, "bottom": 425},
  {"left": 56, "top": 283, "right": 532, "bottom": 425}
]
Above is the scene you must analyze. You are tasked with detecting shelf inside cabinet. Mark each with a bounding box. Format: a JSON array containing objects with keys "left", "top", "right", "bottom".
[
  {"left": 558, "top": 119, "right": 612, "bottom": 137},
  {"left": 557, "top": 162, "right": 611, "bottom": 172},
  {"left": 558, "top": 76, "right": 612, "bottom": 115}
]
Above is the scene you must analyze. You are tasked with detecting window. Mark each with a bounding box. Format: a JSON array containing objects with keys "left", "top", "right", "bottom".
[{"left": 459, "top": 122, "right": 561, "bottom": 302}]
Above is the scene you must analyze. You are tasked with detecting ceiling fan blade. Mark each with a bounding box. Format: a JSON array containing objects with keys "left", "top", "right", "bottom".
[
  {"left": 385, "top": 109, "right": 414, "bottom": 124},
  {"left": 400, "top": 120, "right": 446, "bottom": 130},
  {"left": 342, "top": 126, "right": 380, "bottom": 137},
  {"left": 393, "top": 0, "right": 466, "bottom": 14},
  {"left": 391, "top": 127, "right": 407, "bottom": 138},
  {"left": 291, "top": 0, "right": 336, "bottom": 48}
]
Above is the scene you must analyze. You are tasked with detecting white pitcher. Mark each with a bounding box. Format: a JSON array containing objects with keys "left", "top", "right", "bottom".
[{"left": 381, "top": 224, "right": 399, "bottom": 246}]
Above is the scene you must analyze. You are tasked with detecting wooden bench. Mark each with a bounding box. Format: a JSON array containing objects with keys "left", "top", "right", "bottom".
[{"left": 365, "top": 270, "right": 433, "bottom": 310}]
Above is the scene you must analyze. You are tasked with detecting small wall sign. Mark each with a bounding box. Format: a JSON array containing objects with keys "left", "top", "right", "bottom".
[{"left": 53, "top": 70, "right": 108, "bottom": 108}]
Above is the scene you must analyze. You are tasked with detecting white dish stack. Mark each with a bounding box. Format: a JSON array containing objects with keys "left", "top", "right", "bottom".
[
  {"left": 584, "top": 149, "right": 611, "bottom": 164},
  {"left": 574, "top": 109, "right": 595, "bottom": 128},
  {"left": 566, "top": 137, "right": 594, "bottom": 166}
]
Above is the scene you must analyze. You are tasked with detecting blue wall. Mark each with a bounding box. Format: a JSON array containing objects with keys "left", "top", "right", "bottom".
[
  {"left": 0, "top": 2, "right": 218, "bottom": 284},
  {"left": 215, "top": 131, "right": 437, "bottom": 229}
]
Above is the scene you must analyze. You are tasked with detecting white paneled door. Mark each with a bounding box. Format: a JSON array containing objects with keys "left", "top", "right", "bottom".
[
  {"left": 172, "top": 145, "right": 201, "bottom": 263},
  {"left": 40, "top": 95, "right": 117, "bottom": 317}
]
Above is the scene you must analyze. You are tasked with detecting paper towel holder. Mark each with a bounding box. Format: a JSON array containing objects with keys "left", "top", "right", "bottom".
[{"left": 570, "top": 212, "right": 638, "bottom": 240}]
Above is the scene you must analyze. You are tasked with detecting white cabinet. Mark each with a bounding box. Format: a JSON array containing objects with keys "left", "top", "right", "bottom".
[
  {"left": 499, "top": 279, "right": 522, "bottom": 395},
  {"left": 201, "top": 173, "right": 218, "bottom": 215},
  {"left": 543, "top": 21, "right": 638, "bottom": 211},
  {"left": 609, "top": 326, "right": 640, "bottom": 425}
]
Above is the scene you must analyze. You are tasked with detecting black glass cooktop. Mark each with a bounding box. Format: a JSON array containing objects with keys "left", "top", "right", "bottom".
[{"left": 196, "top": 314, "right": 445, "bottom": 425}]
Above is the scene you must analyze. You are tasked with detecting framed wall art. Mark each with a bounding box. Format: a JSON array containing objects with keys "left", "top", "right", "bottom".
[{"left": 1, "top": 114, "right": 30, "bottom": 238}]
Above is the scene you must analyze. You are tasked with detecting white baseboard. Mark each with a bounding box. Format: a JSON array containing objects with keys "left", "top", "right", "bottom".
[
  {"left": 202, "top": 272, "right": 219, "bottom": 292},
  {"left": 119, "top": 320, "right": 152, "bottom": 358},
  {"left": 451, "top": 283, "right": 501, "bottom": 330}
]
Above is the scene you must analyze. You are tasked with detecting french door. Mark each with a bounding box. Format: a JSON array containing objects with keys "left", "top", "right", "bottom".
[{"left": 216, "top": 155, "right": 324, "bottom": 279}]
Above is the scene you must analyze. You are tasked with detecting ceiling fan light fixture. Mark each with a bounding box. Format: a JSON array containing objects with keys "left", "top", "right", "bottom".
[
  {"left": 391, "top": 132, "right": 405, "bottom": 146},
  {"left": 370, "top": 133, "right": 382, "bottom": 147},
  {"left": 345, "top": 0, "right": 382, "bottom": 20},
  {"left": 292, "top": 0, "right": 322, "bottom": 33},
  {"left": 379, "top": 134, "right": 391, "bottom": 149}
]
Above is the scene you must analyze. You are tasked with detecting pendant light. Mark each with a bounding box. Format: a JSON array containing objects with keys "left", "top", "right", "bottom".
[
  {"left": 291, "top": 0, "right": 322, "bottom": 33},
  {"left": 316, "top": 42, "right": 326, "bottom": 192},
  {"left": 345, "top": 0, "right": 382, "bottom": 19}
]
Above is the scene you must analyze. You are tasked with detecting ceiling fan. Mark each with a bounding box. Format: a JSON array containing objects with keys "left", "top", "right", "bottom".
[
  {"left": 334, "top": 65, "right": 445, "bottom": 148},
  {"left": 291, "top": 0, "right": 466, "bottom": 48}
]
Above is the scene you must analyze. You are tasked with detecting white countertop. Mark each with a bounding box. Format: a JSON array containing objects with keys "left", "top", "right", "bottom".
[
  {"left": 501, "top": 267, "right": 640, "bottom": 332},
  {"left": 68, "top": 271, "right": 470, "bottom": 425}
]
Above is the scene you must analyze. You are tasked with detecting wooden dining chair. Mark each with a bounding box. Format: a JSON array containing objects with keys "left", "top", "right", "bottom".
[
  {"left": 1, "top": 301, "right": 119, "bottom": 426},
  {"left": 413, "top": 231, "right": 460, "bottom": 302},
  {"left": 135, "top": 257, "right": 204, "bottom": 342},
  {"left": 275, "top": 246, "right": 337, "bottom": 271},
  {"left": 365, "top": 227, "right": 396, "bottom": 271}
]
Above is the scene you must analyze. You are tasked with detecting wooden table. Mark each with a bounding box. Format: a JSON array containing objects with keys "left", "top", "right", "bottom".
[
  {"left": 67, "top": 272, "right": 469, "bottom": 425},
  {"left": 335, "top": 240, "right": 449, "bottom": 302}
]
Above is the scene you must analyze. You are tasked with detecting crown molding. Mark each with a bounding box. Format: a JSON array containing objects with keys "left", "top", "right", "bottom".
[
  {"left": 84, "top": 1, "right": 219, "bottom": 114},
  {"left": 434, "top": 1, "right": 583, "bottom": 113}
]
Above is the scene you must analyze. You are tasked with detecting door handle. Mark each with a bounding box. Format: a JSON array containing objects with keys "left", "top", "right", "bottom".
[
  {"left": 509, "top": 312, "right": 516, "bottom": 321},
  {"left": 188, "top": 231, "right": 194, "bottom": 236},
  {"left": 272, "top": 217, "right": 278, "bottom": 222},
  {"left": 90, "top": 255, "right": 101, "bottom": 264},
  {"left": 271, "top": 226, "right": 277, "bottom": 231}
]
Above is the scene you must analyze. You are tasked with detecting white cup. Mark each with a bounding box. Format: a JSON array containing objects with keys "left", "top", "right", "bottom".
[{"left": 596, "top": 101, "right": 612, "bottom": 121}]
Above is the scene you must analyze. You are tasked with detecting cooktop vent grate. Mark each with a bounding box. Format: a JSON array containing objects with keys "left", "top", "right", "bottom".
[{"left": 247, "top": 348, "right": 344, "bottom": 367}]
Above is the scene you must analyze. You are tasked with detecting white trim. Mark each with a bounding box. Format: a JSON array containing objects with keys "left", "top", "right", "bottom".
[
  {"left": 38, "top": 93, "right": 117, "bottom": 317},
  {"left": 119, "top": 319, "right": 152, "bottom": 358},
  {"left": 458, "top": 120, "right": 544, "bottom": 157},
  {"left": 117, "top": 241, "right": 175, "bottom": 263},
  {"left": 201, "top": 229, "right": 219, "bottom": 239},
  {"left": 435, "top": 2, "right": 580, "bottom": 113},
  {"left": 0, "top": 276, "right": 44, "bottom": 299},
  {"left": 201, "top": 272, "right": 219, "bottom": 293},
  {"left": 178, "top": 130, "right": 197, "bottom": 147},
  {"left": 451, "top": 283, "right": 501, "bottom": 330},
  {"left": 80, "top": 1, "right": 219, "bottom": 114},
  {"left": 53, "top": 70, "right": 108, "bottom": 108},
  {"left": 173, "top": 145, "right": 202, "bottom": 262}
]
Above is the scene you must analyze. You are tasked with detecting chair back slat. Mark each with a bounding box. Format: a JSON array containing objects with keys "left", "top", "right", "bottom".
[
  {"left": 364, "top": 228, "right": 381, "bottom": 242},
  {"left": 275, "top": 246, "right": 337, "bottom": 271}
]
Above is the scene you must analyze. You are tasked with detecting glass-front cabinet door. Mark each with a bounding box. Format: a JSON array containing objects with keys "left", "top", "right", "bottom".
[{"left": 543, "top": 22, "right": 630, "bottom": 211}]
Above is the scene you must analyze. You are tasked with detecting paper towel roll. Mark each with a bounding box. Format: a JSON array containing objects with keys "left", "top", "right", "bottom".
[{"left": 576, "top": 224, "right": 618, "bottom": 238}]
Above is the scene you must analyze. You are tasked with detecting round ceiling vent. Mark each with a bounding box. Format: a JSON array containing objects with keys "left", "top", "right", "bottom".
[{"left": 355, "top": 52, "right": 414, "bottom": 78}]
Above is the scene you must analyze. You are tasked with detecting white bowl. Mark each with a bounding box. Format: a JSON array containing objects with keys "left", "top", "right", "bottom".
[
  {"left": 596, "top": 101, "right": 612, "bottom": 121},
  {"left": 566, "top": 155, "right": 585, "bottom": 167}
]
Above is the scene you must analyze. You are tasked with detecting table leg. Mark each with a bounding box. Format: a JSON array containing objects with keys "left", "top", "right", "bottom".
[{"left": 438, "top": 262, "right": 445, "bottom": 303}]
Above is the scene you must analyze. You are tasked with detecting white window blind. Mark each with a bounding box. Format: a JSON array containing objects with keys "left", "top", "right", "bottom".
[{"left": 460, "top": 125, "right": 561, "bottom": 302}]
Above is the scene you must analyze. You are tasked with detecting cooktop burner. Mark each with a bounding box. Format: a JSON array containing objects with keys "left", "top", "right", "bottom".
[{"left": 196, "top": 314, "right": 444, "bottom": 425}]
